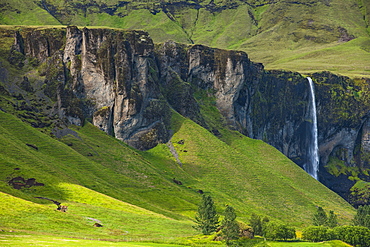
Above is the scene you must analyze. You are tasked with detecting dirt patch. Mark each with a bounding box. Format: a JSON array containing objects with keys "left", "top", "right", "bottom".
[{"left": 8, "top": 176, "right": 44, "bottom": 189}]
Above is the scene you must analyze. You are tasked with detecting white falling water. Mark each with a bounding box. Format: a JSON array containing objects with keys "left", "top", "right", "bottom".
[{"left": 305, "top": 77, "right": 319, "bottom": 180}]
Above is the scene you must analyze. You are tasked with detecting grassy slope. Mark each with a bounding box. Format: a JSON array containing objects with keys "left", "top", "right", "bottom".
[
  {"left": 0, "top": 234, "right": 351, "bottom": 247},
  {"left": 147, "top": 115, "right": 354, "bottom": 226},
  {"left": 0, "top": 108, "right": 355, "bottom": 240},
  {"left": 0, "top": 0, "right": 60, "bottom": 25},
  {"left": 0, "top": 233, "right": 193, "bottom": 247},
  {"left": 234, "top": 0, "right": 370, "bottom": 78},
  {"left": 0, "top": 111, "right": 195, "bottom": 240}
]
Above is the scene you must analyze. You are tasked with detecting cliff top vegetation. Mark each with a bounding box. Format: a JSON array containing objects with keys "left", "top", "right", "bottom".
[{"left": 1, "top": 0, "right": 370, "bottom": 77}]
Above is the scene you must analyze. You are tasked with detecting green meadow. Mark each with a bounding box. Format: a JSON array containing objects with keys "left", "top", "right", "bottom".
[
  {"left": 0, "top": 234, "right": 189, "bottom": 247},
  {"left": 0, "top": 108, "right": 355, "bottom": 245},
  {"left": 0, "top": 234, "right": 352, "bottom": 246}
]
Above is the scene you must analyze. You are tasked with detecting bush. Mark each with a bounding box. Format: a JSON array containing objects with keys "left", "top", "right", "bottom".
[
  {"left": 312, "top": 206, "right": 328, "bottom": 226},
  {"left": 332, "top": 225, "right": 370, "bottom": 247},
  {"left": 249, "top": 213, "right": 269, "bottom": 236},
  {"left": 327, "top": 210, "right": 338, "bottom": 228},
  {"left": 264, "top": 222, "right": 296, "bottom": 241},
  {"left": 303, "top": 225, "right": 370, "bottom": 246},
  {"left": 221, "top": 205, "right": 240, "bottom": 243},
  {"left": 194, "top": 194, "right": 219, "bottom": 235},
  {"left": 302, "top": 226, "right": 333, "bottom": 242},
  {"left": 353, "top": 205, "right": 370, "bottom": 228}
]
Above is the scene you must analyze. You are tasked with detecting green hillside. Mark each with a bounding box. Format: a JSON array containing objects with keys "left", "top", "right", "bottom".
[
  {"left": 1, "top": 0, "right": 369, "bottom": 77},
  {"left": 0, "top": 108, "right": 355, "bottom": 242}
]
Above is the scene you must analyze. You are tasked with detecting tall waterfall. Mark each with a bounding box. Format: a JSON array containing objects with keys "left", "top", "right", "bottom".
[{"left": 305, "top": 77, "right": 319, "bottom": 180}]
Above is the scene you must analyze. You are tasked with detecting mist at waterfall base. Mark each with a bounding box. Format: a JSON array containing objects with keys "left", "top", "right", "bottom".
[{"left": 303, "top": 77, "right": 320, "bottom": 180}]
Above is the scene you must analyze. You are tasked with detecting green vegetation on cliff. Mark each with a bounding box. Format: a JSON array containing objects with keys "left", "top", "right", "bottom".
[{"left": 1, "top": 0, "right": 370, "bottom": 77}]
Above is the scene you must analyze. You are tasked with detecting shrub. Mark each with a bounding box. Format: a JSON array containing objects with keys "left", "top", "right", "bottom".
[
  {"left": 302, "top": 226, "right": 333, "bottom": 242},
  {"left": 353, "top": 205, "right": 370, "bottom": 228},
  {"left": 333, "top": 225, "right": 370, "bottom": 247},
  {"left": 264, "top": 222, "right": 296, "bottom": 241},
  {"left": 327, "top": 210, "right": 338, "bottom": 228},
  {"left": 221, "top": 205, "right": 240, "bottom": 243},
  {"left": 194, "top": 194, "right": 219, "bottom": 235},
  {"left": 249, "top": 213, "right": 269, "bottom": 236},
  {"left": 313, "top": 206, "right": 328, "bottom": 226}
]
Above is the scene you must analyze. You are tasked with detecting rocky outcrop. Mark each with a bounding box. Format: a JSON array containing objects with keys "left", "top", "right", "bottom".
[
  {"left": 5, "top": 26, "right": 370, "bottom": 202},
  {"left": 155, "top": 41, "right": 370, "bottom": 202},
  {"left": 12, "top": 27, "right": 171, "bottom": 150},
  {"left": 156, "top": 42, "right": 316, "bottom": 170}
]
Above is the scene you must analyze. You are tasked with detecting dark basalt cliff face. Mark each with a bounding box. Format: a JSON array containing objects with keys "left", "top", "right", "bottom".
[
  {"left": 2, "top": 26, "right": 370, "bottom": 202},
  {"left": 9, "top": 27, "right": 172, "bottom": 150}
]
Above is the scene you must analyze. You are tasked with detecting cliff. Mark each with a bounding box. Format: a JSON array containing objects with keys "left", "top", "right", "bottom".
[
  {"left": 1, "top": 26, "right": 370, "bottom": 203},
  {"left": 2, "top": 0, "right": 369, "bottom": 78}
]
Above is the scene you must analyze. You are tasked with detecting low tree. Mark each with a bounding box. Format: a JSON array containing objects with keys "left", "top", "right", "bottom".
[
  {"left": 264, "top": 222, "right": 296, "bottom": 241},
  {"left": 333, "top": 225, "right": 370, "bottom": 247},
  {"left": 194, "top": 194, "right": 219, "bottom": 235},
  {"left": 327, "top": 210, "right": 338, "bottom": 228},
  {"left": 313, "top": 206, "right": 328, "bottom": 226},
  {"left": 221, "top": 205, "right": 240, "bottom": 244},
  {"left": 302, "top": 226, "right": 333, "bottom": 242},
  {"left": 249, "top": 213, "right": 269, "bottom": 236},
  {"left": 250, "top": 214, "right": 262, "bottom": 236},
  {"left": 353, "top": 205, "right": 370, "bottom": 228}
]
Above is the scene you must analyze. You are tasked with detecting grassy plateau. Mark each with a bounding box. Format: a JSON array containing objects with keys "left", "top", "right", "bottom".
[{"left": 1, "top": 0, "right": 370, "bottom": 78}]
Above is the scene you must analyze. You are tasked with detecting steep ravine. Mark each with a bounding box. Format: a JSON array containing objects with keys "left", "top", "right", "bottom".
[{"left": 2, "top": 26, "right": 370, "bottom": 204}]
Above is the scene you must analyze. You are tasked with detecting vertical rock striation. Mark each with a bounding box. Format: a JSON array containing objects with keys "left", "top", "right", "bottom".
[
  {"left": 8, "top": 26, "right": 370, "bottom": 201},
  {"left": 14, "top": 27, "right": 171, "bottom": 150}
]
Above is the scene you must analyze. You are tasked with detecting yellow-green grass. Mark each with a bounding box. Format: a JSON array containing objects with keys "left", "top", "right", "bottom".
[
  {"left": 0, "top": 234, "right": 352, "bottom": 247},
  {"left": 58, "top": 123, "right": 201, "bottom": 220},
  {"left": 267, "top": 240, "right": 351, "bottom": 247},
  {"left": 0, "top": 233, "right": 190, "bottom": 247},
  {"left": 0, "top": 111, "right": 195, "bottom": 240},
  {"left": 0, "top": 0, "right": 60, "bottom": 25},
  {"left": 0, "top": 107, "right": 355, "bottom": 241},
  {"left": 261, "top": 38, "right": 370, "bottom": 78},
  {"left": 148, "top": 115, "right": 355, "bottom": 227}
]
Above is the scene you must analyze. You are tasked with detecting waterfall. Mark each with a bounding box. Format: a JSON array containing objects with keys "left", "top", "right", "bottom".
[{"left": 305, "top": 77, "right": 319, "bottom": 180}]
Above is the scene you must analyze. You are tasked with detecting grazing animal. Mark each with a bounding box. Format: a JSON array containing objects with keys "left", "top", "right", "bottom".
[
  {"left": 57, "top": 205, "right": 68, "bottom": 212},
  {"left": 93, "top": 223, "right": 103, "bottom": 227},
  {"left": 197, "top": 189, "right": 204, "bottom": 194}
]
